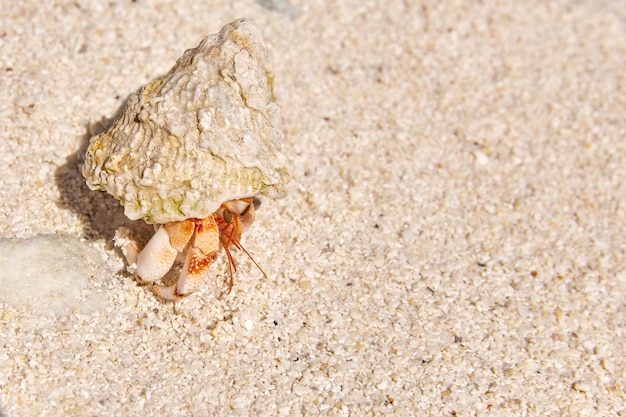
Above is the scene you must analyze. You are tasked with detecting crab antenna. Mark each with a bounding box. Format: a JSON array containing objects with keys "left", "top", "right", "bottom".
[
  {"left": 238, "top": 243, "right": 268, "bottom": 280},
  {"left": 223, "top": 244, "right": 236, "bottom": 291}
]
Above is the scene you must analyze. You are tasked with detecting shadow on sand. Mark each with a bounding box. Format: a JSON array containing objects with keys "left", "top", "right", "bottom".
[{"left": 53, "top": 105, "right": 153, "bottom": 249}]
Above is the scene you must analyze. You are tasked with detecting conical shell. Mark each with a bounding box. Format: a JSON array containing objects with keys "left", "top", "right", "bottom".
[{"left": 83, "top": 19, "right": 289, "bottom": 224}]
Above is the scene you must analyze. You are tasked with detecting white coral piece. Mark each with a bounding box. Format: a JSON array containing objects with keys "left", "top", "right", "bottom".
[{"left": 83, "top": 18, "right": 289, "bottom": 224}]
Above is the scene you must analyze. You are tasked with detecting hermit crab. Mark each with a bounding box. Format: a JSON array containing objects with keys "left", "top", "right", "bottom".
[{"left": 82, "top": 19, "right": 289, "bottom": 300}]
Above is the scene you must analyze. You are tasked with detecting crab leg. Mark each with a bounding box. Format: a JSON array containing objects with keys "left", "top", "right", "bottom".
[
  {"left": 114, "top": 226, "right": 141, "bottom": 268},
  {"left": 153, "top": 216, "right": 220, "bottom": 300}
]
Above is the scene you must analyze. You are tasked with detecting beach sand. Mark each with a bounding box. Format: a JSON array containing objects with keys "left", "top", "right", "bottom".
[{"left": 1, "top": 1, "right": 625, "bottom": 415}]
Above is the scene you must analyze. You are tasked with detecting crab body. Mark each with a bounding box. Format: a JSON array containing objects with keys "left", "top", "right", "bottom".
[{"left": 115, "top": 198, "right": 254, "bottom": 300}]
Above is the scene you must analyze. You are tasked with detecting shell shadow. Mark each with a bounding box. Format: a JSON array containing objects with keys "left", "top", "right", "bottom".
[{"left": 54, "top": 104, "right": 152, "bottom": 245}]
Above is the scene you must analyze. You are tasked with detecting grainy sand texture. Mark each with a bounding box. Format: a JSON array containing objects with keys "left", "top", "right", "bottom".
[{"left": 1, "top": 1, "right": 625, "bottom": 415}]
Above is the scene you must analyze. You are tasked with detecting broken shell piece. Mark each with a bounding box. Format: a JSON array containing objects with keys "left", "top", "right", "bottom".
[{"left": 83, "top": 18, "right": 289, "bottom": 224}]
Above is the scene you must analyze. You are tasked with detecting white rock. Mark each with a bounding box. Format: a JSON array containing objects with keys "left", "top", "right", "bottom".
[{"left": 0, "top": 235, "right": 108, "bottom": 314}]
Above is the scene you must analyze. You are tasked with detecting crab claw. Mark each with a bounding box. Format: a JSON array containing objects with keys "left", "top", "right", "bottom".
[
  {"left": 135, "top": 220, "right": 195, "bottom": 283},
  {"left": 153, "top": 216, "right": 220, "bottom": 300},
  {"left": 135, "top": 226, "right": 178, "bottom": 282}
]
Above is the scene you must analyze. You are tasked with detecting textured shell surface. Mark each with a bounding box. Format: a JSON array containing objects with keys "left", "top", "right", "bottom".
[{"left": 83, "top": 18, "right": 289, "bottom": 224}]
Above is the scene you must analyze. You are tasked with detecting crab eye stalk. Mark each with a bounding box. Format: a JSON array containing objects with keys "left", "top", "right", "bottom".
[{"left": 222, "top": 209, "right": 234, "bottom": 224}]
